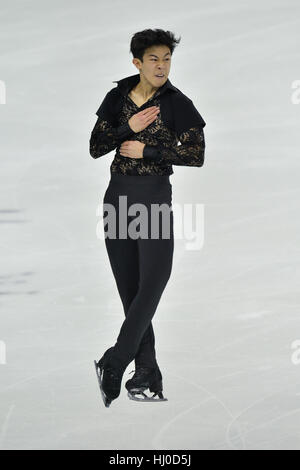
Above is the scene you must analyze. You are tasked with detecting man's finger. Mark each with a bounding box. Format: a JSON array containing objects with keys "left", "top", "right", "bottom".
[{"left": 139, "top": 106, "right": 158, "bottom": 115}]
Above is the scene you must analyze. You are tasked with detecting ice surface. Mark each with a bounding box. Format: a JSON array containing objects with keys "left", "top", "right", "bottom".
[{"left": 1, "top": 0, "right": 300, "bottom": 450}]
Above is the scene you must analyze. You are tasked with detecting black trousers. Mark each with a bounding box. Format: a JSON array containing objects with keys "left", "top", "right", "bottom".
[{"left": 102, "top": 173, "right": 174, "bottom": 371}]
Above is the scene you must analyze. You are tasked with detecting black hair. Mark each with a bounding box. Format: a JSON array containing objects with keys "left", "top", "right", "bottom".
[{"left": 130, "top": 28, "right": 181, "bottom": 62}]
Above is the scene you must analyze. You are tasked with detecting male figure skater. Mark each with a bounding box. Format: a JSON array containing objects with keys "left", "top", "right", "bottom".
[{"left": 90, "top": 28, "right": 206, "bottom": 407}]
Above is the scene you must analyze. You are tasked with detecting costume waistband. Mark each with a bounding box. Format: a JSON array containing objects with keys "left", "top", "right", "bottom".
[{"left": 109, "top": 174, "right": 170, "bottom": 185}]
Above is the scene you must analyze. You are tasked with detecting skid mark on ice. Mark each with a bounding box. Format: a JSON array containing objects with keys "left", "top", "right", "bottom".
[
  {"left": 152, "top": 372, "right": 246, "bottom": 450},
  {"left": 219, "top": 206, "right": 294, "bottom": 230},
  {"left": 217, "top": 266, "right": 267, "bottom": 283},
  {"left": 0, "top": 360, "right": 92, "bottom": 394},
  {"left": 240, "top": 407, "right": 300, "bottom": 441},
  {"left": 209, "top": 369, "right": 246, "bottom": 382},
  {"left": 152, "top": 397, "right": 214, "bottom": 449},
  {"left": 0, "top": 323, "right": 123, "bottom": 394},
  {"left": 0, "top": 404, "right": 16, "bottom": 450},
  {"left": 216, "top": 389, "right": 300, "bottom": 449},
  {"left": 201, "top": 18, "right": 300, "bottom": 50},
  {"left": 211, "top": 320, "right": 283, "bottom": 355},
  {"left": 236, "top": 310, "right": 271, "bottom": 320}
]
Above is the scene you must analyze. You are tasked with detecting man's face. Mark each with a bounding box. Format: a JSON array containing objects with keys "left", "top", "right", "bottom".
[{"left": 137, "top": 45, "right": 171, "bottom": 87}]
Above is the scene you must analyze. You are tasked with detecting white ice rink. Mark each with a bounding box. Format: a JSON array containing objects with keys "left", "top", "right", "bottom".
[{"left": 1, "top": 0, "right": 300, "bottom": 450}]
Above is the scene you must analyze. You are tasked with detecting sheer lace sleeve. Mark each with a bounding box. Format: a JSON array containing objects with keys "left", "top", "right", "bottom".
[
  {"left": 143, "top": 126, "right": 205, "bottom": 167},
  {"left": 142, "top": 95, "right": 206, "bottom": 167},
  {"left": 89, "top": 89, "right": 135, "bottom": 159},
  {"left": 89, "top": 118, "right": 134, "bottom": 159}
]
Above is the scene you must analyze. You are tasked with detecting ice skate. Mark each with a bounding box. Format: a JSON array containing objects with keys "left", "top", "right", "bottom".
[
  {"left": 94, "top": 347, "right": 126, "bottom": 408},
  {"left": 125, "top": 365, "right": 168, "bottom": 402}
]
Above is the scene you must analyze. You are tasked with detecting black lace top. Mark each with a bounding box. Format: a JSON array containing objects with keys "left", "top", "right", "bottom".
[{"left": 89, "top": 73, "right": 206, "bottom": 176}]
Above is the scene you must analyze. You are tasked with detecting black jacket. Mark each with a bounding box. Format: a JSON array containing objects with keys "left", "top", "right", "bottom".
[{"left": 89, "top": 73, "right": 206, "bottom": 176}]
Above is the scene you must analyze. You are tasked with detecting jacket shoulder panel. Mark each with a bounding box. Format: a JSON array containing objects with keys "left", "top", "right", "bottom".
[
  {"left": 95, "top": 86, "right": 123, "bottom": 125},
  {"left": 170, "top": 89, "right": 206, "bottom": 136}
]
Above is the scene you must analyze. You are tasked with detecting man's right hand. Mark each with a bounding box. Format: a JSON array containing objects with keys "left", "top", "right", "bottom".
[{"left": 128, "top": 106, "right": 160, "bottom": 133}]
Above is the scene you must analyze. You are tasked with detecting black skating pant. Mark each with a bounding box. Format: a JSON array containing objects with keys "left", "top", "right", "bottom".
[{"left": 102, "top": 173, "right": 174, "bottom": 371}]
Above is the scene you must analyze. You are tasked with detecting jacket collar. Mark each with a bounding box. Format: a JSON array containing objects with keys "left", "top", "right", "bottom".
[{"left": 112, "top": 73, "right": 178, "bottom": 97}]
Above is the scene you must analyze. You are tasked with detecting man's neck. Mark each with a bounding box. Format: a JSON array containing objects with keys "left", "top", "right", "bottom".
[{"left": 133, "top": 76, "right": 159, "bottom": 100}]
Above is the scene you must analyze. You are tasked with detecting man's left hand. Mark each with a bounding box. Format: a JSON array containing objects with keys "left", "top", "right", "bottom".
[{"left": 119, "top": 140, "right": 145, "bottom": 159}]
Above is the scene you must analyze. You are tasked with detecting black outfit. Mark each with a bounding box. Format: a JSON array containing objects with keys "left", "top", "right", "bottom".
[
  {"left": 89, "top": 73, "right": 206, "bottom": 372},
  {"left": 89, "top": 73, "right": 206, "bottom": 175},
  {"left": 103, "top": 173, "right": 173, "bottom": 370}
]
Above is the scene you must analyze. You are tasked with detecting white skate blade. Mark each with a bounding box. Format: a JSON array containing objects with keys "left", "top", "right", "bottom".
[{"left": 127, "top": 389, "right": 168, "bottom": 402}]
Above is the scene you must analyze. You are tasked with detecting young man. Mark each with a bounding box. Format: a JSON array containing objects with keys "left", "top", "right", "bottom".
[{"left": 90, "top": 29, "right": 206, "bottom": 408}]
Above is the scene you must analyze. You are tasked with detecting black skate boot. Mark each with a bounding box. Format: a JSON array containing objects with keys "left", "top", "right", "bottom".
[
  {"left": 94, "top": 347, "right": 126, "bottom": 408},
  {"left": 125, "top": 365, "right": 168, "bottom": 402}
]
